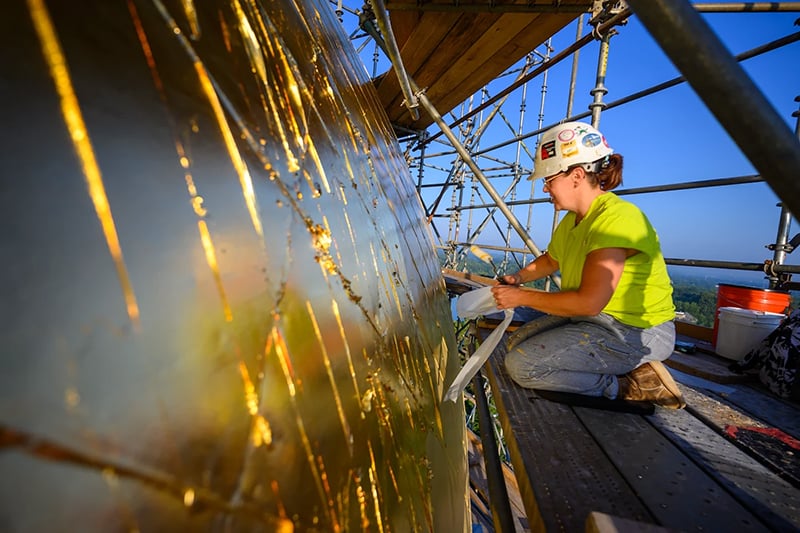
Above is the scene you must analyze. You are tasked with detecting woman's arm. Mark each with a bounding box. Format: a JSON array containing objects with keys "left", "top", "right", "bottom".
[
  {"left": 492, "top": 247, "right": 629, "bottom": 316},
  {"left": 499, "top": 252, "right": 559, "bottom": 285}
]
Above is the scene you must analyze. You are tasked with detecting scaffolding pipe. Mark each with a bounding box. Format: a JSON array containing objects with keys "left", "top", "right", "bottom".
[
  {"left": 382, "top": 3, "right": 593, "bottom": 13},
  {"left": 461, "top": 182, "right": 526, "bottom": 258},
  {"left": 506, "top": 55, "right": 533, "bottom": 271},
  {"left": 453, "top": 163, "right": 467, "bottom": 247},
  {"left": 379, "top": 4, "right": 799, "bottom": 125},
  {"left": 562, "top": 9, "right": 615, "bottom": 284},
  {"left": 379, "top": 1, "right": 800, "bottom": 13},
  {"left": 451, "top": 242, "right": 800, "bottom": 275},
  {"left": 517, "top": 45, "right": 552, "bottom": 270},
  {"left": 566, "top": 15, "right": 585, "bottom": 118},
  {"left": 369, "top": 0, "right": 419, "bottom": 119},
  {"left": 453, "top": 242, "right": 534, "bottom": 256},
  {"left": 455, "top": 174, "right": 765, "bottom": 210},
  {"left": 425, "top": 162, "right": 462, "bottom": 217},
  {"left": 422, "top": 8, "right": 632, "bottom": 146},
  {"left": 768, "top": 204, "right": 795, "bottom": 287},
  {"left": 415, "top": 131, "right": 427, "bottom": 190},
  {"left": 768, "top": 99, "right": 800, "bottom": 287},
  {"left": 474, "top": 29, "right": 800, "bottom": 156},
  {"left": 589, "top": 30, "right": 613, "bottom": 127},
  {"left": 463, "top": 96, "right": 482, "bottom": 260},
  {"left": 472, "top": 367, "right": 515, "bottom": 532},
  {"left": 665, "top": 258, "right": 800, "bottom": 274},
  {"left": 625, "top": 0, "right": 800, "bottom": 222},
  {"left": 693, "top": 2, "right": 800, "bottom": 12}
]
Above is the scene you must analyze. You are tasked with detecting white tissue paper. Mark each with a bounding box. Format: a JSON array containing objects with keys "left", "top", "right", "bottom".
[{"left": 444, "top": 286, "right": 515, "bottom": 402}]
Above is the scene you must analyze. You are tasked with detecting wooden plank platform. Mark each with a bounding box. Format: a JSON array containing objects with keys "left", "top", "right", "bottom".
[
  {"left": 485, "top": 337, "right": 653, "bottom": 532},
  {"left": 446, "top": 271, "right": 800, "bottom": 531},
  {"left": 479, "top": 328, "right": 800, "bottom": 532},
  {"left": 662, "top": 350, "right": 753, "bottom": 384},
  {"left": 380, "top": 1, "right": 592, "bottom": 130}
]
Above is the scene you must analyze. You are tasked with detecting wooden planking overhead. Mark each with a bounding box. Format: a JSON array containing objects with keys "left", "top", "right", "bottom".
[{"left": 379, "top": 0, "right": 593, "bottom": 131}]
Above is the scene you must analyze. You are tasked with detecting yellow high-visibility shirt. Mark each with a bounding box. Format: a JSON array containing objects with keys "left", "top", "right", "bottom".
[{"left": 548, "top": 192, "right": 675, "bottom": 328}]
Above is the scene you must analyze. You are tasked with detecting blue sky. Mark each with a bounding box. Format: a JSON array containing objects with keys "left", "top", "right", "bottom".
[{"left": 339, "top": 6, "right": 800, "bottom": 283}]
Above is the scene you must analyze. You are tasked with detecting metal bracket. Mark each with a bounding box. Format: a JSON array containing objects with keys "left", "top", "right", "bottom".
[
  {"left": 767, "top": 232, "right": 800, "bottom": 254},
  {"left": 589, "top": 1, "right": 626, "bottom": 40},
  {"left": 590, "top": 1, "right": 628, "bottom": 26}
]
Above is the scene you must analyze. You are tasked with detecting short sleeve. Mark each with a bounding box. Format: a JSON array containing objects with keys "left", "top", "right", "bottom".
[{"left": 585, "top": 202, "right": 657, "bottom": 257}]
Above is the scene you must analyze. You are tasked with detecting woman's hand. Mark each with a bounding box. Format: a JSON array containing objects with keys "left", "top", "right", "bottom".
[
  {"left": 498, "top": 273, "right": 522, "bottom": 285},
  {"left": 491, "top": 285, "right": 537, "bottom": 310}
]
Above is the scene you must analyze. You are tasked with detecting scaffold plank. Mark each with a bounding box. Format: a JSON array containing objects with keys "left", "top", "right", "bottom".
[
  {"left": 480, "top": 325, "right": 800, "bottom": 532},
  {"left": 485, "top": 336, "right": 655, "bottom": 532},
  {"left": 380, "top": 2, "right": 591, "bottom": 129}
]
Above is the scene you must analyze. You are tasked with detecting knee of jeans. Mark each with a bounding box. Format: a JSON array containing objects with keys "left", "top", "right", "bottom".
[
  {"left": 504, "top": 350, "right": 541, "bottom": 384},
  {"left": 504, "top": 350, "right": 522, "bottom": 377}
]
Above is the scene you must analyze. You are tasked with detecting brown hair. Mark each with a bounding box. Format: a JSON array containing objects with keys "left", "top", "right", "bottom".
[{"left": 585, "top": 153, "right": 623, "bottom": 191}]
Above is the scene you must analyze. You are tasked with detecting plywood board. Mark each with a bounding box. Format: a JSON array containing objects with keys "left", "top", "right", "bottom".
[{"left": 380, "top": 1, "right": 593, "bottom": 129}]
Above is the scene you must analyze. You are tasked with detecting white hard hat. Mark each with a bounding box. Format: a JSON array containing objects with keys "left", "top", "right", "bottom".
[{"left": 529, "top": 121, "right": 614, "bottom": 180}]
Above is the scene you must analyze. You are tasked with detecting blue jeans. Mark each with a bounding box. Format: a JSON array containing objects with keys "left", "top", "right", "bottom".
[{"left": 503, "top": 313, "right": 676, "bottom": 399}]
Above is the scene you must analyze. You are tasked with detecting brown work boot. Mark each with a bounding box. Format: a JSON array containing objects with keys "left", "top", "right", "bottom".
[{"left": 617, "top": 361, "right": 686, "bottom": 409}]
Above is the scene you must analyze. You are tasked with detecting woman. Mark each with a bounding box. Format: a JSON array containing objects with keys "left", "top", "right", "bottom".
[{"left": 491, "top": 121, "right": 685, "bottom": 408}]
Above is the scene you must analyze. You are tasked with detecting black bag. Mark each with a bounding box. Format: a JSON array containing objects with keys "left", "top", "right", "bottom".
[{"left": 730, "top": 308, "right": 800, "bottom": 402}]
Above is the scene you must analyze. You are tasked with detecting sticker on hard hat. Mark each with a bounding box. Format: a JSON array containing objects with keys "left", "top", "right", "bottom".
[
  {"left": 541, "top": 140, "right": 556, "bottom": 159},
  {"left": 560, "top": 139, "right": 578, "bottom": 157},
  {"left": 582, "top": 133, "right": 602, "bottom": 147},
  {"left": 557, "top": 129, "right": 575, "bottom": 142}
]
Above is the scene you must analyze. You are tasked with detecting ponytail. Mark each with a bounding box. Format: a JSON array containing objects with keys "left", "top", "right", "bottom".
[{"left": 590, "top": 153, "right": 623, "bottom": 191}]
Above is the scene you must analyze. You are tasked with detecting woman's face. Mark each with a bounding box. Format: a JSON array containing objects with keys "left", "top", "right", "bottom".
[{"left": 542, "top": 168, "right": 573, "bottom": 210}]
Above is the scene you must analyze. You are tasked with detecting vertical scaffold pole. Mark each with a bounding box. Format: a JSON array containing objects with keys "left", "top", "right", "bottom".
[
  {"left": 566, "top": 15, "right": 585, "bottom": 118},
  {"left": 525, "top": 45, "right": 551, "bottom": 270},
  {"left": 768, "top": 95, "right": 800, "bottom": 288},
  {"left": 589, "top": 27, "right": 614, "bottom": 128},
  {"left": 507, "top": 55, "right": 533, "bottom": 272}
]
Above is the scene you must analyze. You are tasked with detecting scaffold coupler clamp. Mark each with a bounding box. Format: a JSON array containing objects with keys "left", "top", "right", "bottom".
[
  {"left": 589, "top": 1, "right": 627, "bottom": 25},
  {"left": 762, "top": 259, "right": 793, "bottom": 290},
  {"left": 589, "top": 1, "right": 626, "bottom": 40}
]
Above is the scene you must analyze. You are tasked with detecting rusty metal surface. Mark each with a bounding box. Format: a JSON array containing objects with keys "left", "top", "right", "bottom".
[{"left": 0, "top": 0, "right": 467, "bottom": 531}]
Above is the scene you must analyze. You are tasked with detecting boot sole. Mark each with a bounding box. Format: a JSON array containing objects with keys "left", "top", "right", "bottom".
[{"left": 647, "top": 361, "right": 687, "bottom": 409}]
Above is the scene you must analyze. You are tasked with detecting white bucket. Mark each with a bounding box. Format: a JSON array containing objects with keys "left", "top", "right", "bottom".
[{"left": 715, "top": 306, "right": 785, "bottom": 361}]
